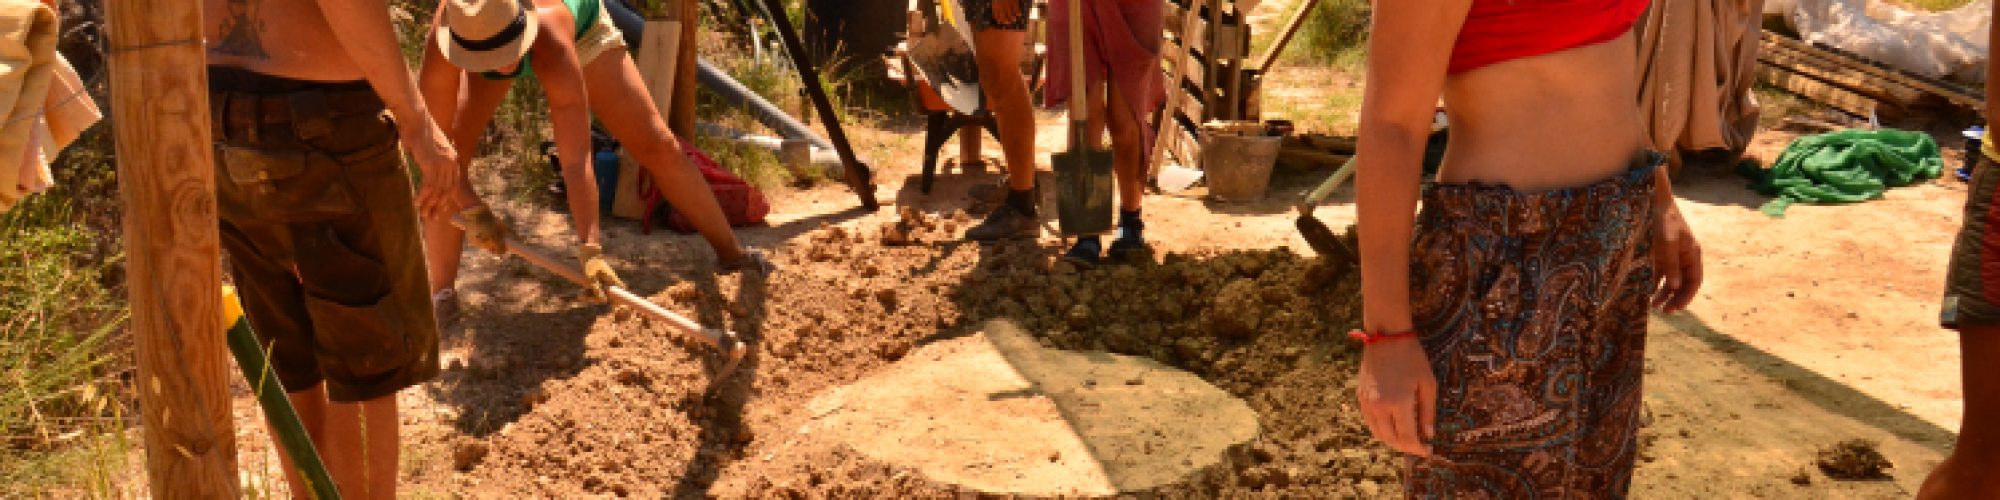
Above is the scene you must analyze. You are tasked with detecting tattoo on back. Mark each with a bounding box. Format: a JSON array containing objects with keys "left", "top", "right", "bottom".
[{"left": 211, "top": 0, "right": 269, "bottom": 59}]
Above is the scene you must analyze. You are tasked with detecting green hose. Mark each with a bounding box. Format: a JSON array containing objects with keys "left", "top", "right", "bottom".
[{"left": 223, "top": 287, "right": 342, "bottom": 500}]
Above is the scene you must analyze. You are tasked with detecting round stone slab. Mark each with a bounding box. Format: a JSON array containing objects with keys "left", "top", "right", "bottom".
[{"left": 803, "top": 320, "right": 1260, "bottom": 496}]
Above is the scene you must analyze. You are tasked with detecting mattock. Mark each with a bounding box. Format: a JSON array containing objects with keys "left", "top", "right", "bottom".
[{"left": 485, "top": 237, "right": 748, "bottom": 384}]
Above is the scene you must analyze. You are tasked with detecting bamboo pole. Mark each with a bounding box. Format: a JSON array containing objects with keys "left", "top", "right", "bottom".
[{"left": 102, "top": 0, "right": 240, "bottom": 496}]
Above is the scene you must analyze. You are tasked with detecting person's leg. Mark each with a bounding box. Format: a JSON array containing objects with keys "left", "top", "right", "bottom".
[
  {"left": 1104, "top": 84, "right": 1144, "bottom": 212},
  {"left": 973, "top": 29, "right": 1035, "bottom": 191},
  {"left": 422, "top": 78, "right": 513, "bottom": 299},
  {"left": 1919, "top": 329, "right": 2000, "bottom": 499},
  {"left": 1103, "top": 83, "right": 1152, "bottom": 262},
  {"left": 269, "top": 385, "right": 330, "bottom": 500},
  {"left": 965, "top": 24, "right": 1044, "bottom": 241},
  {"left": 316, "top": 393, "right": 401, "bottom": 500},
  {"left": 581, "top": 50, "right": 751, "bottom": 264}
]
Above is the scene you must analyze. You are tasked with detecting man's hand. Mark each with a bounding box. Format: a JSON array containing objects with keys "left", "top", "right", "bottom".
[
  {"left": 460, "top": 204, "right": 513, "bottom": 254},
  {"left": 991, "top": 0, "right": 1023, "bottom": 25},
  {"left": 1649, "top": 201, "right": 1703, "bottom": 313},
  {"left": 404, "top": 118, "right": 462, "bottom": 220},
  {"left": 1356, "top": 337, "right": 1436, "bottom": 458},
  {"left": 578, "top": 244, "right": 627, "bottom": 302}
]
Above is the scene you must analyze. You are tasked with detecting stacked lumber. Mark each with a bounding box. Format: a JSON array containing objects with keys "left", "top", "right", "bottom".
[
  {"left": 1154, "top": 0, "right": 1260, "bottom": 176},
  {"left": 1757, "top": 30, "right": 1984, "bottom": 119},
  {"left": 1279, "top": 133, "right": 1354, "bottom": 169}
]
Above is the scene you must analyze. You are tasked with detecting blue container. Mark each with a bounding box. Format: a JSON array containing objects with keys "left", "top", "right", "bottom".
[{"left": 593, "top": 149, "right": 620, "bottom": 214}]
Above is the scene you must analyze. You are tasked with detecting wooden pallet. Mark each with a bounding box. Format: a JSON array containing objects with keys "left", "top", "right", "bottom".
[
  {"left": 1756, "top": 30, "right": 1984, "bottom": 118},
  {"left": 1151, "top": 0, "right": 1261, "bottom": 180}
]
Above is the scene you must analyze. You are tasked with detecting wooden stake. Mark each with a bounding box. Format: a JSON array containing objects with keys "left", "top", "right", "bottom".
[
  {"left": 103, "top": 0, "right": 240, "bottom": 496},
  {"left": 669, "top": 0, "right": 698, "bottom": 136}
]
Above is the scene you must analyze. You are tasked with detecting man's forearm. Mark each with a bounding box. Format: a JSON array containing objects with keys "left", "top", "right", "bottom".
[{"left": 317, "top": 0, "right": 432, "bottom": 123}]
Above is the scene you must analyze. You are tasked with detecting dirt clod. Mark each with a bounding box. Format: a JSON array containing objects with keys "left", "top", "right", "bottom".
[
  {"left": 453, "top": 440, "right": 489, "bottom": 472},
  {"left": 1815, "top": 439, "right": 1893, "bottom": 479}
]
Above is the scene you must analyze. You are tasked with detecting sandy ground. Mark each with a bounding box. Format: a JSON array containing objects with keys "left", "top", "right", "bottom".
[{"left": 213, "top": 4, "right": 1976, "bottom": 497}]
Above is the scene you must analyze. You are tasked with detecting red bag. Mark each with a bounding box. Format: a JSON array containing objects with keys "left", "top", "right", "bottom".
[{"left": 640, "top": 137, "right": 771, "bottom": 234}]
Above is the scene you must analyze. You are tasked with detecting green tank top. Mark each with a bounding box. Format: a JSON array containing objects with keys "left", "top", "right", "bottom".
[{"left": 479, "top": 0, "right": 601, "bottom": 81}]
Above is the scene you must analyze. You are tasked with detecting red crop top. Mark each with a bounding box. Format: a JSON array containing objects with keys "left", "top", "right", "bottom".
[{"left": 1448, "top": 0, "right": 1650, "bottom": 74}]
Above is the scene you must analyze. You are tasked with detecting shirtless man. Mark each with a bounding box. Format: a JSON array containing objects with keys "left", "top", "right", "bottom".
[{"left": 204, "top": 0, "right": 459, "bottom": 498}]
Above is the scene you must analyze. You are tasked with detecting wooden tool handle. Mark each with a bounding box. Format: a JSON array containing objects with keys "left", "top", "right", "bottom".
[
  {"left": 502, "top": 241, "right": 728, "bottom": 349},
  {"left": 1067, "top": 0, "right": 1087, "bottom": 142},
  {"left": 1299, "top": 155, "right": 1359, "bottom": 213}
]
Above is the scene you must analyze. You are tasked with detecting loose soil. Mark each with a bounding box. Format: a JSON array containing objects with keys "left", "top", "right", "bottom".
[{"left": 211, "top": 1, "right": 1969, "bottom": 496}]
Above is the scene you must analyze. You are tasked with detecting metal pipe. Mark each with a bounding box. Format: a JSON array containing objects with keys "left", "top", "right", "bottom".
[{"left": 695, "top": 58, "right": 836, "bottom": 151}]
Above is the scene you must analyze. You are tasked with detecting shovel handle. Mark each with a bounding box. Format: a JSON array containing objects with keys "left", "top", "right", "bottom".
[
  {"left": 1298, "top": 155, "right": 1359, "bottom": 214},
  {"left": 1066, "top": 0, "right": 1088, "bottom": 145}
]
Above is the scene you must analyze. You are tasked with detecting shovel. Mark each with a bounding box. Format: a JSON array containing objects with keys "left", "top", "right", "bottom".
[
  {"left": 1052, "top": 0, "right": 1115, "bottom": 236},
  {"left": 907, "top": 0, "right": 984, "bottom": 114},
  {"left": 1296, "top": 155, "right": 1358, "bottom": 264}
]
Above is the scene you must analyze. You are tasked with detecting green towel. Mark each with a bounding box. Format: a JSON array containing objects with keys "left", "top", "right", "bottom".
[{"left": 1742, "top": 129, "right": 1943, "bottom": 217}]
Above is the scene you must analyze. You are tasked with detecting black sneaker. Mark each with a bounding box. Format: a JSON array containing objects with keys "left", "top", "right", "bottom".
[
  {"left": 965, "top": 203, "right": 1040, "bottom": 241},
  {"left": 1107, "top": 237, "right": 1153, "bottom": 264},
  {"left": 1064, "top": 238, "right": 1103, "bottom": 268}
]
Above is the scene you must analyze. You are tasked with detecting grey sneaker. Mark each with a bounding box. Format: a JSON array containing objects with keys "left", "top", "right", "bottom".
[
  {"left": 965, "top": 203, "right": 1040, "bottom": 241},
  {"left": 719, "top": 248, "right": 775, "bottom": 275},
  {"left": 432, "top": 288, "right": 462, "bottom": 329}
]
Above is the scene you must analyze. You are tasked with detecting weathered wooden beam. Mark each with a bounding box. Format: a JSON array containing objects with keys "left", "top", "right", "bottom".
[
  {"left": 1758, "top": 44, "right": 1926, "bottom": 107},
  {"left": 1761, "top": 31, "right": 1983, "bottom": 110},
  {"left": 670, "top": 0, "right": 699, "bottom": 136},
  {"left": 1756, "top": 65, "right": 1884, "bottom": 118},
  {"left": 102, "top": 0, "right": 240, "bottom": 496},
  {"left": 1278, "top": 146, "right": 1352, "bottom": 169}
]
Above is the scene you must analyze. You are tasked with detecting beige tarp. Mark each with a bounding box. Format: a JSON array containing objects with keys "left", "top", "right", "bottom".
[{"left": 1637, "top": 0, "right": 1766, "bottom": 164}]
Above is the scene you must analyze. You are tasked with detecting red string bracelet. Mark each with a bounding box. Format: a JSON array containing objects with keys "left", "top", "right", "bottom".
[{"left": 1348, "top": 329, "right": 1419, "bottom": 345}]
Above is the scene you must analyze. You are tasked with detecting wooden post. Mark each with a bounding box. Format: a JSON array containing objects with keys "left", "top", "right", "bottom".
[
  {"left": 103, "top": 0, "right": 240, "bottom": 496},
  {"left": 669, "top": 0, "right": 698, "bottom": 136}
]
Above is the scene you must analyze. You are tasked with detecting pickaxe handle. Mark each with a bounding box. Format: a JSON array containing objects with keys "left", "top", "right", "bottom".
[{"left": 500, "top": 241, "right": 731, "bottom": 351}]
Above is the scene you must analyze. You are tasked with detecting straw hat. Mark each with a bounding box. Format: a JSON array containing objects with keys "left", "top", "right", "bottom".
[{"left": 437, "top": 0, "right": 540, "bottom": 73}]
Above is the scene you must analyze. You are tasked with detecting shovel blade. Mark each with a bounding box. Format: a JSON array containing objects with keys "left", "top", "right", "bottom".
[{"left": 1053, "top": 148, "right": 1116, "bottom": 235}]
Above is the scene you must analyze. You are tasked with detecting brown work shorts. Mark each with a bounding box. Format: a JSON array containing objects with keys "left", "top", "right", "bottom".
[
  {"left": 210, "top": 67, "right": 439, "bottom": 402},
  {"left": 1943, "top": 155, "right": 2000, "bottom": 330}
]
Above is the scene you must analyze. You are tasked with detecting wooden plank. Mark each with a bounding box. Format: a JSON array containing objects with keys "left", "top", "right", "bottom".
[
  {"left": 1279, "top": 146, "right": 1352, "bottom": 168},
  {"left": 1761, "top": 31, "right": 1982, "bottom": 109},
  {"left": 1756, "top": 65, "right": 1884, "bottom": 118},
  {"left": 103, "top": 0, "right": 240, "bottom": 496},
  {"left": 1168, "top": 114, "right": 1203, "bottom": 167},
  {"left": 1290, "top": 133, "right": 1357, "bottom": 153},
  {"left": 616, "top": 19, "right": 684, "bottom": 219},
  {"left": 1760, "top": 41, "right": 1925, "bottom": 107}
]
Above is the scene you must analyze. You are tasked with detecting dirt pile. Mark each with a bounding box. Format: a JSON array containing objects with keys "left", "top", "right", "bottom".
[
  {"left": 438, "top": 209, "right": 1396, "bottom": 497},
  {"left": 1815, "top": 439, "right": 1894, "bottom": 480}
]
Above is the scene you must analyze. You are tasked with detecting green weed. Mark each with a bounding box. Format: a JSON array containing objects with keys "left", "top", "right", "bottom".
[{"left": 1289, "top": 0, "right": 1370, "bottom": 68}]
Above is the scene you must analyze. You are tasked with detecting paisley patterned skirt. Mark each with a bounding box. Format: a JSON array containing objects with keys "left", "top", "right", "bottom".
[{"left": 1403, "top": 153, "right": 1663, "bottom": 499}]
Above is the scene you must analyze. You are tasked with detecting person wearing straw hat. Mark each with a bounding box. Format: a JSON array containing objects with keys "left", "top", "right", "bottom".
[
  {"left": 418, "top": 0, "right": 770, "bottom": 322},
  {"left": 201, "top": 0, "right": 464, "bottom": 497}
]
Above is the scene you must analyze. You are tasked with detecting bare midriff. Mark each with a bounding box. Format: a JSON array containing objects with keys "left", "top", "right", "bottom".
[
  {"left": 1436, "top": 31, "right": 1647, "bottom": 192},
  {"left": 204, "top": 0, "right": 366, "bottom": 81}
]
